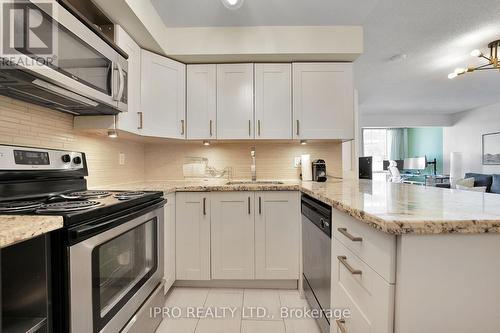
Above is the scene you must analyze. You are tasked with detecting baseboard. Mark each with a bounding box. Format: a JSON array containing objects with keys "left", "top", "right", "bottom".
[{"left": 173, "top": 279, "right": 298, "bottom": 289}]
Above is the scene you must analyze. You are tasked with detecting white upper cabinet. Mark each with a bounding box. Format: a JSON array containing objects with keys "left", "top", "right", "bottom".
[
  {"left": 141, "top": 50, "right": 186, "bottom": 139},
  {"left": 115, "top": 26, "right": 141, "bottom": 134},
  {"left": 187, "top": 65, "right": 217, "bottom": 140},
  {"left": 216, "top": 64, "right": 254, "bottom": 139},
  {"left": 210, "top": 192, "right": 255, "bottom": 279},
  {"left": 254, "top": 64, "right": 292, "bottom": 139},
  {"left": 292, "top": 63, "right": 354, "bottom": 140},
  {"left": 255, "top": 191, "right": 300, "bottom": 279}
]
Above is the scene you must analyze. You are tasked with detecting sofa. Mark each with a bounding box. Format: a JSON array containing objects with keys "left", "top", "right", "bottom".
[{"left": 437, "top": 173, "right": 500, "bottom": 194}]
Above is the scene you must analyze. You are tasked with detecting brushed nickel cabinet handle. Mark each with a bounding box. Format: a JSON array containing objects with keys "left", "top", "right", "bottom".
[
  {"left": 209, "top": 120, "right": 213, "bottom": 137},
  {"left": 258, "top": 120, "right": 261, "bottom": 136},
  {"left": 248, "top": 120, "right": 251, "bottom": 137},
  {"left": 248, "top": 196, "right": 251, "bottom": 214},
  {"left": 137, "top": 112, "right": 143, "bottom": 130},
  {"left": 336, "top": 319, "right": 348, "bottom": 333},
  {"left": 259, "top": 196, "right": 262, "bottom": 215},
  {"left": 203, "top": 197, "right": 206, "bottom": 215},
  {"left": 296, "top": 120, "right": 300, "bottom": 136},
  {"left": 338, "top": 256, "right": 362, "bottom": 275},
  {"left": 181, "top": 119, "right": 185, "bottom": 135},
  {"left": 337, "top": 228, "right": 363, "bottom": 242}
]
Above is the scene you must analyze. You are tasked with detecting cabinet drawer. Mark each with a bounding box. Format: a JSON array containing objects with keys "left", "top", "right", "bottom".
[
  {"left": 332, "top": 240, "right": 394, "bottom": 333},
  {"left": 332, "top": 210, "right": 396, "bottom": 283}
]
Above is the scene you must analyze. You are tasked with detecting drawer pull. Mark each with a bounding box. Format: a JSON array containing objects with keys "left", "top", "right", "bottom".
[
  {"left": 203, "top": 197, "right": 207, "bottom": 215},
  {"left": 336, "top": 319, "right": 348, "bottom": 333},
  {"left": 338, "top": 228, "right": 363, "bottom": 242},
  {"left": 338, "top": 256, "right": 362, "bottom": 275}
]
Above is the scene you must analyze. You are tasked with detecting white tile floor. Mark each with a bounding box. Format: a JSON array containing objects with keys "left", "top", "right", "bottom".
[{"left": 155, "top": 287, "right": 322, "bottom": 333}]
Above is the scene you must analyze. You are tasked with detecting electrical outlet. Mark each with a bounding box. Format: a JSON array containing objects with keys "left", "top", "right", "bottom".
[
  {"left": 294, "top": 156, "right": 301, "bottom": 168},
  {"left": 119, "top": 152, "right": 125, "bottom": 165}
]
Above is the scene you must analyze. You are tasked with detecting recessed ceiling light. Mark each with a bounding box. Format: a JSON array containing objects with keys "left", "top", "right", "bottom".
[{"left": 221, "top": 0, "right": 244, "bottom": 10}]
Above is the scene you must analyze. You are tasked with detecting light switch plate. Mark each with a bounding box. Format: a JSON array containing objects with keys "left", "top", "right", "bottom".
[
  {"left": 119, "top": 152, "right": 125, "bottom": 165},
  {"left": 294, "top": 156, "right": 301, "bottom": 168}
]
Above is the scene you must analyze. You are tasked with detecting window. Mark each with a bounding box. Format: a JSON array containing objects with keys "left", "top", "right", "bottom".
[{"left": 363, "top": 129, "right": 388, "bottom": 172}]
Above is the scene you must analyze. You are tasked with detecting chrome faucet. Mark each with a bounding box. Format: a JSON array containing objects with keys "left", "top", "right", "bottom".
[{"left": 250, "top": 146, "right": 256, "bottom": 181}]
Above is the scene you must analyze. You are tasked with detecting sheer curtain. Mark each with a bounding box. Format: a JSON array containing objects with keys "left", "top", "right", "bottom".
[{"left": 387, "top": 128, "right": 408, "bottom": 161}]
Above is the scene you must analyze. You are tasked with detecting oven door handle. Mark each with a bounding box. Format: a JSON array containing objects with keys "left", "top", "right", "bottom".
[
  {"left": 72, "top": 217, "right": 123, "bottom": 239},
  {"left": 70, "top": 199, "right": 166, "bottom": 240}
]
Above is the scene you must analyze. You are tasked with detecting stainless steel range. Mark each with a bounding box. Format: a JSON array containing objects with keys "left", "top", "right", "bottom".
[{"left": 0, "top": 144, "right": 165, "bottom": 333}]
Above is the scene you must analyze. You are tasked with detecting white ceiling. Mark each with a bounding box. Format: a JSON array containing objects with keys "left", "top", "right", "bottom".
[
  {"left": 151, "top": 0, "right": 500, "bottom": 116},
  {"left": 356, "top": 0, "right": 500, "bottom": 115},
  {"left": 150, "top": 0, "right": 379, "bottom": 27}
]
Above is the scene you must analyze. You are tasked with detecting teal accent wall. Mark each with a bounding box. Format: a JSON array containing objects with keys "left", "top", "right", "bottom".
[{"left": 407, "top": 128, "right": 444, "bottom": 174}]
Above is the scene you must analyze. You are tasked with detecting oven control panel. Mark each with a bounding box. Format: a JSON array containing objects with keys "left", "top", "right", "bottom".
[{"left": 0, "top": 145, "right": 84, "bottom": 170}]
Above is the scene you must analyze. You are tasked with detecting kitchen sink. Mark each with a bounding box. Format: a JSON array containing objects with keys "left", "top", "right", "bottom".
[{"left": 225, "top": 181, "right": 285, "bottom": 185}]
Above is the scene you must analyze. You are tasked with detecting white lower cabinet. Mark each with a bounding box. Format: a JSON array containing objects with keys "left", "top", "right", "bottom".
[
  {"left": 164, "top": 193, "right": 176, "bottom": 293},
  {"left": 174, "top": 191, "right": 300, "bottom": 281},
  {"left": 332, "top": 239, "right": 394, "bottom": 333},
  {"left": 210, "top": 192, "right": 255, "bottom": 279},
  {"left": 255, "top": 191, "right": 300, "bottom": 279},
  {"left": 175, "top": 192, "right": 211, "bottom": 280}
]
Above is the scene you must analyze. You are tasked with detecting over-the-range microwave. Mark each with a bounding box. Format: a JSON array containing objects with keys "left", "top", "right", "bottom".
[{"left": 0, "top": 0, "right": 128, "bottom": 115}]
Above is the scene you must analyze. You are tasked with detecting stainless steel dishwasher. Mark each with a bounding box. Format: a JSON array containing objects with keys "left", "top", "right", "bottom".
[{"left": 302, "top": 194, "right": 332, "bottom": 333}]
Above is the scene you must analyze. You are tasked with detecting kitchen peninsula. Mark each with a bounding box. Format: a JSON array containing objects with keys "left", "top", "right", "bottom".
[{"left": 101, "top": 178, "right": 500, "bottom": 333}]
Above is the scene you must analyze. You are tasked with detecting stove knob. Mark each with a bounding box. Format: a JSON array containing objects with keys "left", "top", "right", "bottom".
[
  {"left": 61, "top": 154, "right": 71, "bottom": 163},
  {"left": 73, "top": 156, "right": 82, "bottom": 165}
]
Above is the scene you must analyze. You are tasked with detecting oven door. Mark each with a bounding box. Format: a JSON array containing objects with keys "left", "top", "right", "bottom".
[{"left": 69, "top": 206, "right": 164, "bottom": 333}]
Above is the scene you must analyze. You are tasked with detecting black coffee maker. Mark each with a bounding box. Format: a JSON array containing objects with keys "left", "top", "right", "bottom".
[{"left": 312, "top": 159, "right": 327, "bottom": 182}]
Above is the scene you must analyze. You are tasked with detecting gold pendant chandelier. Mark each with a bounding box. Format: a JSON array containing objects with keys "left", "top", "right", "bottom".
[{"left": 448, "top": 39, "right": 499, "bottom": 79}]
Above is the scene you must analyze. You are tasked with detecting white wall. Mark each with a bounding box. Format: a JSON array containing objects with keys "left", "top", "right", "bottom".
[
  {"left": 360, "top": 113, "right": 453, "bottom": 128},
  {"left": 443, "top": 102, "right": 500, "bottom": 175},
  {"left": 163, "top": 26, "right": 363, "bottom": 63}
]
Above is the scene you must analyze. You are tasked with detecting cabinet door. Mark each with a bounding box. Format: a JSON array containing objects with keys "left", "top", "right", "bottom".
[
  {"left": 141, "top": 50, "right": 186, "bottom": 138},
  {"left": 175, "top": 192, "right": 210, "bottom": 280},
  {"left": 292, "top": 63, "right": 354, "bottom": 140},
  {"left": 255, "top": 64, "right": 292, "bottom": 139},
  {"left": 115, "top": 26, "right": 141, "bottom": 134},
  {"left": 255, "top": 191, "right": 300, "bottom": 279},
  {"left": 187, "top": 65, "right": 217, "bottom": 140},
  {"left": 211, "top": 192, "right": 255, "bottom": 279},
  {"left": 164, "top": 193, "right": 176, "bottom": 293},
  {"left": 216, "top": 64, "right": 254, "bottom": 139}
]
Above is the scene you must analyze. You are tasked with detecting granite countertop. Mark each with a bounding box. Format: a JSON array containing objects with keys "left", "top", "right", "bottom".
[
  {"left": 0, "top": 215, "right": 63, "bottom": 248},
  {"left": 102, "top": 179, "right": 500, "bottom": 235},
  {"left": 104, "top": 179, "right": 301, "bottom": 193}
]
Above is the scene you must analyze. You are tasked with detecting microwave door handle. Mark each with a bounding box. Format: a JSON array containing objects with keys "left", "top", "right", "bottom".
[
  {"left": 113, "top": 62, "right": 124, "bottom": 101},
  {"left": 117, "top": 62, "right": 125, "bottom": 101}
]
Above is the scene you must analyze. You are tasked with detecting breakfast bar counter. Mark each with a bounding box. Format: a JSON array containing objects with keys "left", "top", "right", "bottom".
[{"left": 103, "top": 178, "right": 500, "bottom": 235}]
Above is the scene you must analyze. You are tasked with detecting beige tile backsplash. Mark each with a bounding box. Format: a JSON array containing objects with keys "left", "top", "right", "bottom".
[
  {"left": 144, "top": 141, "right": 342, "bottom": 181},
  {"left": 0, "top": 96, "right": 145, "bottom": 188},
  {"left": 0, "top": 95, "right": 342, "bottom": 187}
]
